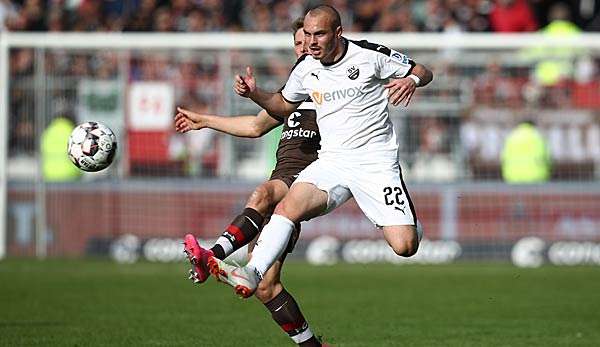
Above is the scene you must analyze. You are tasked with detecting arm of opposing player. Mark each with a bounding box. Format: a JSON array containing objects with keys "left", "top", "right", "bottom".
[
  {"left": 248, "top": 109, "right": 284, "bottom": 137},
  {"left": 202, "top": 111, "right": 281, "bottom": 138},
  {"left": 269, "top": 60, "right": 308, "bottom": 115},
  {"left": 234, "top": 66, "right": 299, "bottom": 116},
  {"left": 174, "top": 107, "right": 281, "bottom": 138},
  {"left": 248, "top": 89, "right": 300, "bottom": 117}
]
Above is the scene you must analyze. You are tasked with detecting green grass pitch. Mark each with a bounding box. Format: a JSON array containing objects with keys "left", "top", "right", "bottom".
[{"left": 1, "top": 259, "right": 599, "bottom": 346}]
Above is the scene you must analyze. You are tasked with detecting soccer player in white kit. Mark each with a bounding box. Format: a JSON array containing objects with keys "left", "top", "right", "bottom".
[{"left": 207, "top": 4, "right": 434, "bottom": 299}]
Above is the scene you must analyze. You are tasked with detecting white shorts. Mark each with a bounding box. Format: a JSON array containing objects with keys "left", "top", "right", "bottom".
[{"left": 293, "top": 158, "right": 417, "bottom": 227}]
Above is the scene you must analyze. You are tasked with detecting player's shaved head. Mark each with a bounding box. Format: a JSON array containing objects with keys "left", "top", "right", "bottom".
[
  {"left": 303, "top": 5, "right": 344, "bottom": 63},
  {"left": 306, "top": 5, "right": 341, "bottom": 31}
]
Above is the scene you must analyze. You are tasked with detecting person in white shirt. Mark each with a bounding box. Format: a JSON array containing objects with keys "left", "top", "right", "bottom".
[{"left": 208, "top": 4, "right": 433, "bottom": 299}]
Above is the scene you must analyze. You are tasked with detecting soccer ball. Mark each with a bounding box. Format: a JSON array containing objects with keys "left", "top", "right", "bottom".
[{"left": 67, "top": 121, "right": 117, "bottom": 172}]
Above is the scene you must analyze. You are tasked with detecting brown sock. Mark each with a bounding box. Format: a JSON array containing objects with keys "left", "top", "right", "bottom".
[
  {"left": 210, "top": 208, "right": 263, "bottom": 259},
  {"left": 264, "top": 288, "right": 320, "bottom": 346}
]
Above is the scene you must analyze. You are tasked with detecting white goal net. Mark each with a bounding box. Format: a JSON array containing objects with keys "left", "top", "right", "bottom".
[{"left": 2, "top": 32, "right": 600, "bottom": 266}]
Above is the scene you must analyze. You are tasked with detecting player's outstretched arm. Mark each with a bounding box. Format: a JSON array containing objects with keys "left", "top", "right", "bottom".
[
  {"left": 234, "top": 66, "right": 299, "bottom": 116},
  {"left": 174, "top": 107, "right": 281, "bottom": 138},
  {"left": 385, "top": 63, "right": 433, "bottom": 107}
]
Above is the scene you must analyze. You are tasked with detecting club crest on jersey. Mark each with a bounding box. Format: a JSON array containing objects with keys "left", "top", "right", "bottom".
[
  {"left": 347, "top": 65, "right": 359, "bottom": 80},
  {"left": 287, "top": 112, "right": 301, "bottom": 128}
]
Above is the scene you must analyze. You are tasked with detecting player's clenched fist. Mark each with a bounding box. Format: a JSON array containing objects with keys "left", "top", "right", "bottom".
[
  {"left": 234, "top": 66, "right": 257, "bottom": 98},
  {"left": 174, "top": 106, "right": 207, "bottom": 133}
]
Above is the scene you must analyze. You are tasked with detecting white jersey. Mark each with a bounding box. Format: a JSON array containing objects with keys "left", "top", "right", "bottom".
[{"left": 281, "top": 38, "right": 415, "bottom": 163}]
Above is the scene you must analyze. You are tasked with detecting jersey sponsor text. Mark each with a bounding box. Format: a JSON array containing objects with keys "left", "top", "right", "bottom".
[
  {"left": 280, "top": 127, "right": 318, "bottom": 140},
  {"left": 311, "top": 86, "right": 363, "bottom": 105}
]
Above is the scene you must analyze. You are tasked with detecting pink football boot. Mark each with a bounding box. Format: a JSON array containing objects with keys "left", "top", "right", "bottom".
[{"left": 183, "top": 234, "right": 214, "bottom": 284}]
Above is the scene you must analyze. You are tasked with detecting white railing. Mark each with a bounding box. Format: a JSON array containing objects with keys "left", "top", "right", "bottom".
[{"left": 4, "top": 32, "right": 600, "bottom": 49}]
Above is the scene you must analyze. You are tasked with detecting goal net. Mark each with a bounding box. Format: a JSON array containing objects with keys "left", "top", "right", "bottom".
[{"left": 2, "top": 32, "right": 600, "bottom": 266}]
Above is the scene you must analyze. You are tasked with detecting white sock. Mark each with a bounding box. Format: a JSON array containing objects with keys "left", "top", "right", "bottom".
[
  {"left": 246, "top": 214, "right": 294, "bottom": 277},
  {"left": 292, "top": 327, "right": 315, "bottom": 344},
  {"left": 214, "top": 236, "right": 234, "bottom": 257}
]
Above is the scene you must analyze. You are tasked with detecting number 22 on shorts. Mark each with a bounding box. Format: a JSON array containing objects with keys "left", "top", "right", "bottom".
[{"left": 383, "top": 187, "right": 406, "bottom": 214}]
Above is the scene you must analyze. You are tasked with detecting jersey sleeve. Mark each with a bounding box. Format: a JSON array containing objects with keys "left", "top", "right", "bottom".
[
  {"left": 281, "top": 58, "right": 309, "bottom": 104},
  {"left": 281, "top": 71, "right": 308, "bottom": 104},
  {"left": 375, "top": 48, "right": 416, "bottom": 79},
  {"left": 266, "top": 112, "right": 284, "bottom": 122}
]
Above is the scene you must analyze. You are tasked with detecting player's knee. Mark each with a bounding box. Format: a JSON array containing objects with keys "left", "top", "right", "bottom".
[
  {"left": 273, "top": 199, "right": 294, "bottom": 219},
  {"left": 391, "top": 236, "right": 419, "bottom": 257},
  {"left": 247, "top": 185, "right": 273, "bottom": 214},
  {"left": 392, "top": 243, "right": 417, "bottom": 257},
  {"left": 255, "top": 280, "right": 281, "bottom": 303}
]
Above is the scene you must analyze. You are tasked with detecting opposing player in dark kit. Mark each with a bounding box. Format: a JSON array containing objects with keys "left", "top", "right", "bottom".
[{"left": 176, "top": 19, "right": 324, "bottom": 346}]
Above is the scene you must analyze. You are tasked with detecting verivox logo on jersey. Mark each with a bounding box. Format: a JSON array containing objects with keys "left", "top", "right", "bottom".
[{"left": 311, "top": 87, "right": 364, "bottom": 105}]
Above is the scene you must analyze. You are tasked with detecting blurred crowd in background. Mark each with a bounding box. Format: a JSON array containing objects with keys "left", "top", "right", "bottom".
[
  {"left": 2, "top": 0, "right": 600, "bottom": 33},
  {"left": 3, "top": 0, "right": 600, "bottom": 182}
]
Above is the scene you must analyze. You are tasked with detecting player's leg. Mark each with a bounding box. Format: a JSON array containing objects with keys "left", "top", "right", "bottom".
[
  {"left": 258, "top": 262, "right": 321, "bottom": 346},
  {"left": 208, "top": 159, "right": 351, "bottom": 298},
  {"left": 382, "top": 225, "right": 419, "bottom": 257},
  {"left": 185, "top": 179, "right": 288, "bottom": 283},
  {"left": 251, "top": 225, "right": 322, "bottom": 347},
  {"left": 254, "top": 258, "right": 283, "bottom": 303},
  {"left": 244, "top": 182, "right": 328, "bottom": 280},
  {"left": 211, "top": 179, "right": 289, "bottom": 259},
  {"left": 381, "top": 176, "right": 423, "bottom": 256},
  {"left": 348, "top": 161, "right": 422, "bottom": 257},
  {"left": 208, "top": 182, "right": 328, "bottom": 297}
]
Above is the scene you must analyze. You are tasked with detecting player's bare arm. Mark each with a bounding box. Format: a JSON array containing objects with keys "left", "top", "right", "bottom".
[
  {"left": 234, "top": 66, "right": 300, "bottom": 116},
  {"left": 174, "top": 106, "right": 281, "bottom": 138},
  {"left": 385, "top": 63, "right": 433, "bottom": 107}
]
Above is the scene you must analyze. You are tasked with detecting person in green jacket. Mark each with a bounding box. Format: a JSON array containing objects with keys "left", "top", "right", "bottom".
[
  {"left": 501, "top": 120, "right": 551, "bottom": 183},
  {"left": 41, "top": 116, "right": 82, "bottom": 182},
  {"left": 524, "top": 3, "right": 581, "bottom": 87}
]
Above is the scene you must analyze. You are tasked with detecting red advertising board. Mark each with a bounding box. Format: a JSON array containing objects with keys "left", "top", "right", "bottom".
[{"left": 6, "top": 183, "right": 600, "bottom": 257}]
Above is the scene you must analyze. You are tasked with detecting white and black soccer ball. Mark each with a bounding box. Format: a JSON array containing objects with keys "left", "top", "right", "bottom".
[{"left": 67, "top": 121, "right": 117, "bottom": 172}]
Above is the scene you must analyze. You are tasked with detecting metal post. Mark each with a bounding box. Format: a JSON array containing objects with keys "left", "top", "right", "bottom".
[
  {"left": 0, "top": 33, "right": 9, "bottom": 259},
  {"left": 118, "top": 49, "right": 129, "bottom": 179},
  {"left": 441, "top": 187, "right": 458, "bottom": 241},
  {"left": 217, "top": 50, "right": 233, "bottom": 178},
  {"left": 34, "top": 48, "right": 47, "bottom": 259}
]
